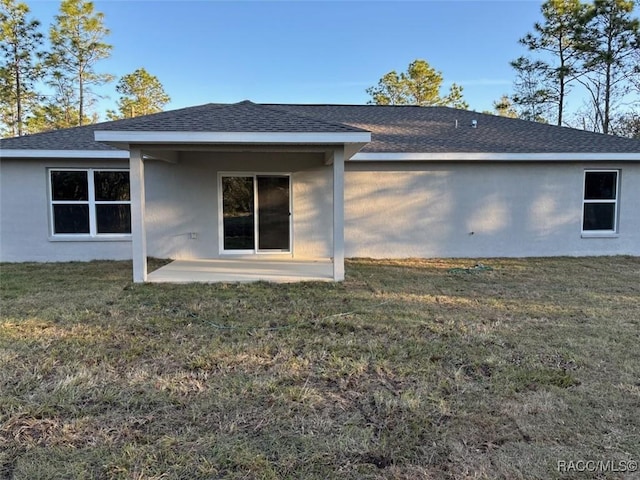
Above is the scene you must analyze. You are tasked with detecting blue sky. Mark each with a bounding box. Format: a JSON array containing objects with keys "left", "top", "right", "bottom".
[{"left": 28, "top": 0, "right": 546, "bottom": 116}]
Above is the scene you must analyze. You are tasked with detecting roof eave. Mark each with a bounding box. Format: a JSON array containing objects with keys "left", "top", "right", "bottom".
[
  {"left": 0, "top": 149, "right": 128, "bottom": 159},
  {"left": 3, "top": 149, "right": 637, "bottom": 162},
  {"left": 351, "top": 152, "right": 640, "bottom": 161},
  {"left": 94, "top": 130, "right": 371, "bottom": 148}
]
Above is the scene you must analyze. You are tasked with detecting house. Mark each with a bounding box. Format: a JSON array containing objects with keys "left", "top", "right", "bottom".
[{"left": 1, "top": 101, "right": 639, "bottom": 283}]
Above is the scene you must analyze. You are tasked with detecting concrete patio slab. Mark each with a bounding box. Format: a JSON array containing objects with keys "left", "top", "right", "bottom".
[{"left": 146, "top": 258, "right": 334, "bottom": 283}]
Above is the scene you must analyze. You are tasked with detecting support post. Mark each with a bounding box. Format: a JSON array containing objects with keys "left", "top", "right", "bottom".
[
  {"left": 130, "top": 148, "right": 147, "bottom": 282},
  {"left": 332, "top": 147, "right": 345, "bottom": 281}
]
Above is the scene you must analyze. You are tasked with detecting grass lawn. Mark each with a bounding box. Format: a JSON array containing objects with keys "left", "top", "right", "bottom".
[{"left": 1, "top": 257, "right": 639, "bottom": 479}]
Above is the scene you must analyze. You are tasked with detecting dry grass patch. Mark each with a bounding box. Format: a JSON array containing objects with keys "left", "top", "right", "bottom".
[{"left": 1, "top": 257, "right": 639, "bottom": 479}]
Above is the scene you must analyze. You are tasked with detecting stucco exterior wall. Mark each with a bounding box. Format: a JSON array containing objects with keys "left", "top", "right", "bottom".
[
  {"left": 0, "top": 152, "right": 333, "bottom": 262},
  {"left": 344, "top": 161, "right": 640, "bottom": 258},
  {"left": 0, "top": 158, "right": 132, "bottom": 262},
  {"left": 143, "top": 151, "right": 333, "bottom": 259},
  {"left": 3, "top": 156, "right": 638, "bottom": 263}
]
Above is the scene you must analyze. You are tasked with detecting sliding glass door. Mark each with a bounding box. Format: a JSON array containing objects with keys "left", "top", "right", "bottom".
[{"left": 221, "top": 174, "right": 291, "bottom": 253}]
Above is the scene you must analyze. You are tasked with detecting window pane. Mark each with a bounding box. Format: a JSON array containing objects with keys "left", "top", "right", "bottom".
[
  {"left": 95, "top": 171, "right": 130, "bottom": 201},
  {"left": 96, "top": 204, "right": 131, "bottom": 234},
  {"left": 51, "top": 171, "right": 88, "bottom": 201},
  {"left": 583, "top": 203, "right": 615, "bottom": 231},
  {"left": 53, "top": 204, "right": 90, "bottom": 234},
  {"left": 222, "top": 176, "right": 254, "bottom": 250},
  {"left": 257, "top": 176, "right": 290, "bottom": 250},
  {"left": 585, "top": 172, "right": 617, "bottom": 200}
]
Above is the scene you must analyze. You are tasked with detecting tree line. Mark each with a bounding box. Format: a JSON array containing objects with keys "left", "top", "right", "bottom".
[
  {"left": 366, "top": 0, "right": 639, "bottom": 138},
  {"left": 2, "top": 0, "right": 638, "bottom": 139},
  {"left": 511, "top": 0, "right": 639, "bottom": 136},
  {"left": 0, "top": 0, "right": 170, "bottom": 137}
]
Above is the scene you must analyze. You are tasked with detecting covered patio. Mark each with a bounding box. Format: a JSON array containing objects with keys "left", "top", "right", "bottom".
[
  {"left": 147, "top": 258, "right": 334, "bottom": 283},
  {"left": 93, "top": 101, "right": 370, "bottom": 283}
]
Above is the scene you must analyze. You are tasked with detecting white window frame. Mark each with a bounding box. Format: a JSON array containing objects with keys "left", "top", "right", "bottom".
[
  {"left": 581, "top": 169, "right": 619, "bottom": 237},
  {"left": 49, "top": 168, "right": 132, "bottom": 240},
  {"left": 217, "top": 172, "right": 293, "bottom": 255}
]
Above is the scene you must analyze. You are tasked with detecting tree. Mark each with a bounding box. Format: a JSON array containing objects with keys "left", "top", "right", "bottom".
[
  {"left": 444, "top": 83, "right": 467, "bottom": 110},
  {"left": 492, "top": 95, "right": 519, "bottom": 118},
  {"left": 514, "top": 0, "right": 586, "bottom": 126},
  {"left": 367, "top": 70, "right": 407, "bottom": 106},
  {"left": 25, "top": 70, "right": 95, "bottom": 132},
  {"left": 510, "top": 57, "right": 553, "bottom": 122},
  {"left": 611, "top": 110, "right": 640, "bottom": 137},
  {"left": 575, "top": 0, "right": 639, "bottom": 134},
  {"left": 106, "top": 68, "right": 171, "bottom": 120},
  {"left": 47, "top": 0, "right": 113, "bottom": 126},
  {"left": 630, "top": 48, "right": 640, "bottom": 95},
  {"left": 0, "top": 0, "right": 44, "bottom": 136},
  {"left": 366, "top": 59, "right": 469, "bottom": 109},
  {"left": 0, "top": 67, "right": 16, "bottom": 136}
]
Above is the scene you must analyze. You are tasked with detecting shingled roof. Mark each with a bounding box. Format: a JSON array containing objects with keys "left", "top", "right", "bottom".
[
  {"left": 2, "top": 100, "right": 639, "bottom": 154},
  {"left": 272, "top": 104, "right": 640, "bottom": 154},
  {"left": 0, "top": 101, "right": 365, "bottom": 152}
]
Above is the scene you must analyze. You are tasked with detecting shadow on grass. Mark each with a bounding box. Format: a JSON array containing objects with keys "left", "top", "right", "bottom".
[{"left": 1, "top": 257, "right": 639, "bottom": 479}]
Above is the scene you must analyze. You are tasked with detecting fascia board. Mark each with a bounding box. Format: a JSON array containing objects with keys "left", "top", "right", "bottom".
[
  {"left": 1, "top": 149, "right": 129, "bottom": 159},
  {"left": 350, "top": 152, "right": 640, "bottom": 162},
  {"left": 94, "top": 131, "right": 372, "bottom": 145}
]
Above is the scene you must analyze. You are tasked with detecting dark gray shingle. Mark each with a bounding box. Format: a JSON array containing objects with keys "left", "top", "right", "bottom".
[
  {"left": 96, "top": 101, "right": 367, "bottom": 133},
  {"left": 2, "top": 100, "right": 639, "bottom": 154},
  {"left": 271, "top": 104, "right": 640, "bottom": 154}
]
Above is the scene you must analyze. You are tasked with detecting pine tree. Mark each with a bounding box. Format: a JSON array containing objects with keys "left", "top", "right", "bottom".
[
  {"left": 513, "top": 0, "right": 586, "bottom": 126},
  {"left": 47, "top": 0, "right": 113, "bottom": 126},
  {"left": 0, "top": 0, "right": 44, "bottom": 136},
  {"left": 107, "top": 68, "right": 171, "bottom": 120},
  {"left": 575, "top": 0, "right": 639, "bottom": 134},
  {"left": 511, "top": 56, "right": 554, "bottom": 123},
  {"left": 367, "top": 59, "right": 468, "bottom": 109},
  {"left": 493, "top": 95, "right": 519, "bottom": 118}
]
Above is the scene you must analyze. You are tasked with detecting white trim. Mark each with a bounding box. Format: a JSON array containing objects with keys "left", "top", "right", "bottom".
[
  {"left": 87, "top": 171, "right": 97, "bottom": 234},
  {"left": 218, "top": 172, "right": 293, "bottom": 255},
  {"left": 350, "top": 152, "right": 640, "bottom": 162},
  {"left": 95, "top": 130, "right": 371, "bottom": 145},
  {"left": 48, "top": 235, "right": 131, "bottom": 242},
  {"left": 5, "top": 149, "right": 637, "bottom": 162},
  {"left": 581, "top": 169, "right": 620, "bottom": 235},
  {"left": 2, "top": 149, "right": 128, "bottom": 159},
  {"left": 581, "top": 233, "right": 620, "bottom": 239},
  {"left": 48, "top": 168, "right": 132, "bottom": 238},
  {"left": 332, "top": 148, "right": 345, "bottom": 281},
  {"left": 130, "top": 149, "right": 147, "bottom": 283}
]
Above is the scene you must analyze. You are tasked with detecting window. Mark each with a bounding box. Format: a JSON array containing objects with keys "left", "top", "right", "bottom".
[
  {"left": 50, "top": 169, "right": 131, "bottom": 236},
  {"left": 582, "top": 170, "right": 619, "bottom": 233}
]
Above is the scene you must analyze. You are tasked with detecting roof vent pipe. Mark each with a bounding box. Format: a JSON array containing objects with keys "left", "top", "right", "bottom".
[
  {"left": 455, "top": 119, "right": 458, "bottom": 128},
  {"left": 471, "top": 119, "right": 478, "bottom": 128}
]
